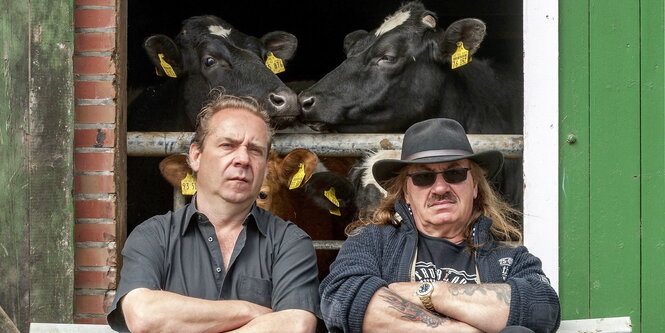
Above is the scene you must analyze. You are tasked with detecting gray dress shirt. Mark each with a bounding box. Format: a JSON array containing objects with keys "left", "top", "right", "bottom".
[{"left": 107, "top": 200, "right": 320, "bottom": 331}]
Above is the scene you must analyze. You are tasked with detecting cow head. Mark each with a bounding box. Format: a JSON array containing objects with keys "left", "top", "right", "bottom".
[
  {"left": 158, "top": 149, "right": 355, "bottom": 226},
  {"left": 299, "top": 2, "right": 487, "bottom": 132},
  {"left": 144, "top": 15, "right": 300, "bottom": 129}
]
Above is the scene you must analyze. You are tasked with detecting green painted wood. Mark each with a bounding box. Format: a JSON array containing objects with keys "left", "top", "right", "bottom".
[
  {"left": 0, "top": 0, "right": 74, "bottom": 331},
  {"left": 27, "top": 0, "right": 76, "bottom": 327},
  {"left": 588, "top": 1, "right": 641, "bottom": 332},
  {"left": 559, "top": 0, "right": 591, "bottom": 320},
  {"left": 0, "top": 1, "right": 32, "bottom": 332},
  {"left": 640, "top": 0, "right": 665, "bottom": 331}
]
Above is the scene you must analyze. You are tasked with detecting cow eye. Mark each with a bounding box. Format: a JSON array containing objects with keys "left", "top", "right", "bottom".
[
  {"left": 378, "top": 55, "right": 397, "bottom": 65},
  {"left": 258, "top": 192, "right": 268, "bottom": 200},
  {"left": 203, "top": 57, "right": 216, "bottom": 67}
]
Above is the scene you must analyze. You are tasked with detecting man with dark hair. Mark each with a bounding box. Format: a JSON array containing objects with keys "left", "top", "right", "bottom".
[
  {"left": 108, "top": 93, "right": 319, "bottom": 332},
  {"left": 320, "top": 118, "right": 560, "bottom": 333}
]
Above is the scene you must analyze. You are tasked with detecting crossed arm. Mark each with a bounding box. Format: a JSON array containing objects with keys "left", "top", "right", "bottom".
[
  {"left": 121, "top": 288, "right": 317, "bottom": 333},
  {"left": 362, "top": 282, "right": 511, "bottom": 333}
]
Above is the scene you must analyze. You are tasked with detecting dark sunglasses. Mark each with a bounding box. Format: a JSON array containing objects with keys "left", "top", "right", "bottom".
[{"left": 407, "top": 168, "right": 471, "bottom": 187}]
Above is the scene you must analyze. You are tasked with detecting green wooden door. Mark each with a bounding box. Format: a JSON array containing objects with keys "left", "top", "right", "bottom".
[
  {"left": 0, "top": 0, "right": 75, "bottom": 332},
  {"left": 560, "top": 1, "right": 665, "bottom": 332}
]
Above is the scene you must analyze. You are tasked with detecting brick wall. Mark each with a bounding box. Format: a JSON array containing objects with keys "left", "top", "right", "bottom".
[{"left": 73, "top": 0, "right": 124, "bottom": 324}]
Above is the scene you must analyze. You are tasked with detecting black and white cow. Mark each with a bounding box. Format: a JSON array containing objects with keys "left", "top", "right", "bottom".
[
  {"left": 299, "top": 1, "right": 521, "bottom": 134},
  {"left": 128, "top": 15, "right": 299, "bottom": 232},
  {"left": 299, "top": 2, "right": 523, "bottom": 209},
  {"left": 130, "top": 15, "right": 300, "bottom": 131}
]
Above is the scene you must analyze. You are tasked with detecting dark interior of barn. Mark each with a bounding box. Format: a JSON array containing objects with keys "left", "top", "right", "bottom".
[
  {"left": 127, "top": 0, "right": 523, "bottom": 90},
  {"left": 125, "top": 0, "right": 524, "bottom": 235}
]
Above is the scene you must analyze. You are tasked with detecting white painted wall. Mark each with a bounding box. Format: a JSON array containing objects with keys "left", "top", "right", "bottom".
[{"left": 523, "top": 0, "right": 559, "bottom": 291}]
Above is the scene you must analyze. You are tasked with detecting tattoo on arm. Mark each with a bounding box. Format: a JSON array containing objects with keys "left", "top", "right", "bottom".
[
  {"left": 447, "top": 284, "right": 511, "bottom": 306},
  {"left": 379, "top": 290, "right": 454, "bottom": 328}
]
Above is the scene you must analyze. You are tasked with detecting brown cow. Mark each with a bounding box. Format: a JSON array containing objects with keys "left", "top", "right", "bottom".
[{"left": 159, "top": 149, "right": 355, "bottom": 279}]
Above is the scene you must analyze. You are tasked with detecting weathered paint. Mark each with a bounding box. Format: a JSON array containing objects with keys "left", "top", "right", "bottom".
[
  {"left": 639, "top": 0, "right": 665, "bottom": 332},
  {"left": 0, "top": 0, "right": 74, "bottom": 331},
  {"left": 522, "top": 0, "right": 559, "bottom": 290},
  {"left": 560, "top": 0, "right": 665, "bottom": 332},
  {"left": 559, "top": 0, "right": 591, "bottom": 320}
]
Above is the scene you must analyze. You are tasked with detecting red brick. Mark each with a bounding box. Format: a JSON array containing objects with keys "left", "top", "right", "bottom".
[
  {"left": 74, "top": 56, "right": 115, "bottom": 75},
  {"left": 75, "top": 174, "right": 115, "bottom": 194},
  {"left": 75, "top": 247, "right": 117, "bottom": 267},
  {"left": 75, "top": 199, "right": 116, "bottom": 219},
  {"left": 75, "top": 152, "right": 114, "bottom": 172},
  {"left": 75, "top": 9, "right": 116, "bottom": 29},
  {"left": 75, "top": 32, "right": 115, "bottom": 52},
  {"left": 74, "top": 317, "right": 109, "bottom": 325},
  {"left": 75, "top": 81, "right": 116, "bottom": 100},
  {"left": 75, "top": 128, "right": 115, "bottom": 148},
  {"left": 75, "top": 270, "right": 116, "bottom": 289},
  {"left": 76, "top": 105, "right": 116, "bottom": 124},
  {"left": 76, "top": 295, "right": 106, "bottom": 314},
  {"left": 75, "top": 223, "right": 116, "bottom": 242},
  {"left": 75, "top": 0, "right": 115, "bottom": 6}
]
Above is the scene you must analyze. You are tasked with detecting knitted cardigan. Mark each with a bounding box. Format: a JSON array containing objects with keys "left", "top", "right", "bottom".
[{"left": 319, "top": 200, "right": 561, "bottom": 333}]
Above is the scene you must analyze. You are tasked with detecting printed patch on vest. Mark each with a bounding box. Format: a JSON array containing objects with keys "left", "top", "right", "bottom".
[{"left": 499, "top": 257, "right": 513, "bottom": 281}]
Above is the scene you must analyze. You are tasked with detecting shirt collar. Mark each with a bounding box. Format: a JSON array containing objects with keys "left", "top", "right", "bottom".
[{"left": 181, "top": 196, "right": 267, "bottom": 237}]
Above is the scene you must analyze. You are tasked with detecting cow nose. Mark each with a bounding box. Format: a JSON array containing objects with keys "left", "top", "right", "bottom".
[
  {"left": 269, "top": 89, "right": 298, "bottom": 113},
  {"left": 299, "top": 95, "right": 315, "bottom": 113}
]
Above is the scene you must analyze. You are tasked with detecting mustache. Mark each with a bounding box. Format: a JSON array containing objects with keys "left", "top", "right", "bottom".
[{"left": 426, "top": 192, "right": 458, "bottom": 207}]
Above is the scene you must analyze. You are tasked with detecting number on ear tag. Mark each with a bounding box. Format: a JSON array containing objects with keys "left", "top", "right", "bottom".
[
  {"left": 265, "top": 52, "right": 285, "bottom": 74},
  {"left": 451, "top": 42, "right": 471, "bottom": 69},
  {"left": 181, "top": 172, "right": 197, "bottom": 195}
]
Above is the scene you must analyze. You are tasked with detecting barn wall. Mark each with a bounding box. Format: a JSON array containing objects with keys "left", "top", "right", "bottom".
[
  {"left": 559, "top": 0, "right": 665, "bottom": 332},
  {"left": 71, "top": 0, "right": 125, "bottom": 324},
  {"left": 0, "top": 0, "right": 75, "bottom": 332}
]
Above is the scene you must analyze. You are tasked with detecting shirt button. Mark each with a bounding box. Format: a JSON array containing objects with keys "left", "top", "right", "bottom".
[
  {"left": 208, "top": 237, "right": 213, "bottom": 242},
  {"left": 216, "top": 267, "right": 221, "bottom": 273}
]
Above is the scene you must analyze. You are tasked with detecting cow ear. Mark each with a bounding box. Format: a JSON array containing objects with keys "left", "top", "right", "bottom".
[
  {"left": 440, "top": 18, "right": 486, "bottom": 58},
  {"left": 261, "top": 31, "right": 298, "bottom": 62},
  {"left": 280, "top": 149, "right": 319, "bottom": 187},
  {"left": 144, "top": 35, "right": 183, "bottom": 78},
  {"left": 343, "top": 30, "right": 368, "bottom": 55},
  {"left": 303, "top": 172, "right": 356, "bottom": 212},
  {"left": 159, "top": 154, "right": 191, "bottom": 188}
]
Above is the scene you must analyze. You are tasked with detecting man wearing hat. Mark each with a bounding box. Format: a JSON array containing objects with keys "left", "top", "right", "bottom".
[{"left": 319, "top": 118, "right": 560, "bottom": 333}]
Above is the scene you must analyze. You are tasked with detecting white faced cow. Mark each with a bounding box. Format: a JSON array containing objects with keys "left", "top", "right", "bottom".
[{"left": 299, "top": 2, "right": 523, "bottom": 209}]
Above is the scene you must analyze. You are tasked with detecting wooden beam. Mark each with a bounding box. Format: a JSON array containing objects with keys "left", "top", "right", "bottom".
[{"left": 0, "top": 306, "right": 20, "bottom": 333}]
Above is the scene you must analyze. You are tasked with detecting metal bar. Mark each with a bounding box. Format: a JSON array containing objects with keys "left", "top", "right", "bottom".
[
  {"left": 128, "top": 132, "right": 524, "bottom": 158},
  {"left": 313, "top": 240, "right": 344, "bottom": 250}
]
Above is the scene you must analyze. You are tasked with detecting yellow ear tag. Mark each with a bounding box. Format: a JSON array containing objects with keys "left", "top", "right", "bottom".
[
  {"left": 265, "top": 52, "right": 285, "bottom": 74},
  {"left": 181, "top": 172, "right": 197, "bottom": 195},
  {"left": 289, "top": 163, "right": 305, "bottom": 190},
  {"left": 158, "top": 53, "right": 178, "bottom": 78},
  {"left": 324, "top": 187, "right": 342, "bottom": 216},
  {"left": 451, "top": 41, "right": 471, "bottom": 69}
]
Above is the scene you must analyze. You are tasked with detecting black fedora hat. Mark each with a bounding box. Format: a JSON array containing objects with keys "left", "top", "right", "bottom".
[{"left": 372, "top": 118, "right": 504, "bottom": 185}]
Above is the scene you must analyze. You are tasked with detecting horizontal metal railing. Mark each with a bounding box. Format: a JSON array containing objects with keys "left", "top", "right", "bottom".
[
  {"left": 129, "top": 132, "right": 524, "bottom": 250},
  {"left": 127, "top": 132, "right": 524, "bottom": 158}
]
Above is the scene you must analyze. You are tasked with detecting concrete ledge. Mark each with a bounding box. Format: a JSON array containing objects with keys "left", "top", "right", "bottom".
[
  {"left": 558, "top": 316, "right": 632, "bottom": 333},
  {"left": 30, "top": 323, "right": 117, "bottom": 332}
]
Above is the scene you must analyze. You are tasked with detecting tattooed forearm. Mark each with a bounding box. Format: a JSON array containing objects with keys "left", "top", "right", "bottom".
[
  {"left": 447, "top": 284, "right": 511, "bottom": 306},
  {"left": 379, "top": 290, "right": 453, "bottom": 328}
]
